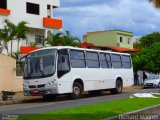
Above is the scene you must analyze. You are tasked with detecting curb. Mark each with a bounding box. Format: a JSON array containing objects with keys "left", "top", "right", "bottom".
[
  {"left": 105, "top": 104, "right": 160, "bottom": 120},
  {"left": 0, "top": 100, "right": 23, "bottom": 106}
]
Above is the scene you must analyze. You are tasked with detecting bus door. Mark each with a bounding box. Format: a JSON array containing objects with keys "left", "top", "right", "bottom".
[{"left": 57, "top": 49, "right": 70, "bottom": 78}]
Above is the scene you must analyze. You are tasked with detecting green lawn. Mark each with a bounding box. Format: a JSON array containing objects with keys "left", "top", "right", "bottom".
[{"left": 18, "top": 98, "right": 160, "bottom": 120}]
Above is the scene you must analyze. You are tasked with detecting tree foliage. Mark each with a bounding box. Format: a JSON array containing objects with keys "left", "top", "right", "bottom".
[
  {"left": 132, "top": 32, "right": 160, "bottom": 73},
  {"left": 45, "top": 31, "right": 80, "bottom": 47},
  {"left": 16, "top": 21, "right": 29, "bottom": 51},
  {"left": 0, "top": 19, "right": 29, "bottom": 55},
  {"left": 149, "top": 0, "right": 160, "bottom": 8},
  {"left": 138, "top": 32, "right": 160, "bottom": 48},
  {"left": 0, "top": 19, "right": 16, "bottom": 55}
]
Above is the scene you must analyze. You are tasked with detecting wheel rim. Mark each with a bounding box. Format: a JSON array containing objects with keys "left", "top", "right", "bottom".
[{"left": 73, "top": 86, "right": 80, "bottom": 96}]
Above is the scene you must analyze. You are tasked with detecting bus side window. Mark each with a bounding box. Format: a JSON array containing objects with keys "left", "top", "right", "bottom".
[{"left": 57, "top": 49, "right": 70, "bottom": 78}]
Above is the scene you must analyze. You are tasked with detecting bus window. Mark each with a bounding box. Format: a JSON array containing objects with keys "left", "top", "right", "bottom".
[
  {"left": 57, "top": 49, "right": 70, "bottom": 78},
  {"left": 70, "top": 50, "right": 86, "bottom": 68},
  {"left": 122, "top": 55, "right": 132, "bottom": 68},
  {"left": 86, "top": 52, "right": 100, "bottom": 68},
  {"left": 99, "top": 53, "right": 112, "bottom": 68},
  {"left": 111, "top": 54, "right": 122, "bottom": 68}
]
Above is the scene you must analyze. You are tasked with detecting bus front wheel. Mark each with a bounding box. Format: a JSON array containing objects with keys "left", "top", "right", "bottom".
[
  {"left": 110, "top": 80, "right": 123, "bottom": 94},
  {"left": 70, "top": 82, "right": 82, "bottom": 99}
]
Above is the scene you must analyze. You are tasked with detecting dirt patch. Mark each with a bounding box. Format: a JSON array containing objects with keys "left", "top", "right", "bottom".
[{"left": 123, "top": 85, "right": 144, "bottom": 93}]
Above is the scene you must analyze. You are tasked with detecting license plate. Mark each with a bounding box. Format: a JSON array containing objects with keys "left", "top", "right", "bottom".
[
  {"left": 33, "top": 89, "right": 39, "bottom": 93},
  {"left": 147, "top": 83, "right": 153, "bottom": 86}
]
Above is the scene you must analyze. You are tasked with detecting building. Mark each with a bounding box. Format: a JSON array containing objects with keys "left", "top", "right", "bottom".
[
  {"left": 83, "top": 30, "right": 133, "bottom": 49},
  {"left": 0, "top": 0, "right": 62, "bottom": 54}
]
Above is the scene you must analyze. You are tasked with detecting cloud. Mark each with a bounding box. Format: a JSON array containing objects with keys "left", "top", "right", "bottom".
[{"left": 54, "top": 0, "right": 160, "bottom": 41}]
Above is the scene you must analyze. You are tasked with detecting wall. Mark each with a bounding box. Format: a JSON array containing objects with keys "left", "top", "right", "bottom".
[
  {"left": 116, "top": 30, "right": 133, "bottom": 48},
  {"left": 87, "top": 31, "right": 117, "bottom": 46},
  {"left": 0, "top": 54, "right": 23, "bottom": 92}
]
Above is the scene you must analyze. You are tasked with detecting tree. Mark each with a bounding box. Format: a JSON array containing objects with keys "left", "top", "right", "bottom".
[
  {"left": 45, "top": 30, "right": 80, "bottom": 47},
  {"left": 135, "top": 32, "right": 160, "bottom": 49},
  {"left": 132, "top": 32, "right": 160, "bottom": 73},
  {"left": 16, "top": 21, "right": 29, "bottom": 52},
  {"left": 149, "top": 0, "right": 160, "bottom": 8},
  {"left": 132, "top": 42, "right": 160, "bottom": 73},
  {"left": 45, "top": 32, "right": 63, "bottom": 46},
  {"left": 0, "top": 35, "right": 3, "bottom": 53},
  {"left": 0, "top": 19, "right": 29, "bottom": 55},
  {"left": 0, "top": 19, "right": 15, "bottom": 55},
  {"left": 0, "top": 19, "right": 17, "bottom": 55},
  {"left": 62, "top": 31, "right": 80, "bottom": 47}
]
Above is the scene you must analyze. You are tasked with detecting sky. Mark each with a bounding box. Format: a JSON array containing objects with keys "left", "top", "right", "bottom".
[{"left": 54, "top": 0, "right": 160, "bottom": 41}]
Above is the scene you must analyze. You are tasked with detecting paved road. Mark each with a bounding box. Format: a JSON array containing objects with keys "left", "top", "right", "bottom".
[{"left": 0, "top": 88, "right": 159, "bottom": 114}]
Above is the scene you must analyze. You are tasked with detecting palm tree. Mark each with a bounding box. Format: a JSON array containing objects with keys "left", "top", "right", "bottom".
[
  {"left": 44, "top": 31, "right": 80, "bottom": 47},
  {"left": 149, "top": 0, "right": 160, "bottom": 8},
  {"left": 0, "top": 28, "right": 9, "bottom": 54},
  {"left": 45, "top": 32, "right": 63, "bottom": 46},
  {"left": 16, "top": 21, "right": 29, "bottom": 52},
  {"left": 62, "top": 31, "right": 80, "bottom": 47},
  {"left": 3, "top": 19, "right": 16, "bottom": 56},
  {"left": 0, "top": 33, "right": 3, "bottom": 53},
  {"left": 0, "top": 19, "right": 16, "bottom": 55}
]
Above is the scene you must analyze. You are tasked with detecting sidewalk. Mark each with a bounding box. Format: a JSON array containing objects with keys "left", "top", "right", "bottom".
[
  {"left": 0, "top": 85, "right": 144, "bottom": 106},
  {"left": 0, "top": 92, "right": 42, "bottom": 105}
]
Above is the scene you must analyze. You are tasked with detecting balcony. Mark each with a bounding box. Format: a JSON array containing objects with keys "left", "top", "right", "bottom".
[
  {"left": 43, "top": 17, "right": 62, "bottom": 29},
  {"left": 0, "top": 8, "right": 10, "bottom": 16}
]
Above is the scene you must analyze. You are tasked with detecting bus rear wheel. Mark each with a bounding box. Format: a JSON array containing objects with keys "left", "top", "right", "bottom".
[
  {"left": 70, "top": 82, "right": 82, "bottom": 99},
  {"left": 110, "top": 80, "right": 123, "bottom": 94}
]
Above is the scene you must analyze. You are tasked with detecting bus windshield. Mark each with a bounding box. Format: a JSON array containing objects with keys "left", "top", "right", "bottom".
[{"left": 24, "top": 49, "right": 56, "bottom": 79}]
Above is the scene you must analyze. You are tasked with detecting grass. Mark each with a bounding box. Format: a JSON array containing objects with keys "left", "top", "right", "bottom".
[{"left": 18, "top": 97, "right": 160, "bottom": 120}]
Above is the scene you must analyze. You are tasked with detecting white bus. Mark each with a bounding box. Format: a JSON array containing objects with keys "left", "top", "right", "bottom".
[{"left": 23, "top": 46, "right": 134, "bottom": 99}]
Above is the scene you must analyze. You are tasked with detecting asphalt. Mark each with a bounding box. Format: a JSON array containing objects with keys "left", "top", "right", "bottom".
[{"left": 0, "top": 88, "right": 159, "bottom": 114}]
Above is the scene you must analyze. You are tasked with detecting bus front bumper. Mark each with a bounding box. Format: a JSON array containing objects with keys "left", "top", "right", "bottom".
[{"left": 24, "top": 87, "right": 58, "bottom": 96}]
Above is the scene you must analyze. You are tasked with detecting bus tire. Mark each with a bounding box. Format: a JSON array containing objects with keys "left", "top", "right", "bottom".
[
  {"left": 110, "top": 80, "right": 123, "bottom": 94},
  {"left": 70, "top": 82, "right": 82, "bottom": 99}
]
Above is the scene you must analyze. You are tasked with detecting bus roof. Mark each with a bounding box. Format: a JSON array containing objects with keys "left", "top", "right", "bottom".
[{"left": 28, "top": 46, "right": 131, "bottom": 55}]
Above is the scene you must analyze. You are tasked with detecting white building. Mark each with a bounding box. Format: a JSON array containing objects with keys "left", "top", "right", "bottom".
[{"left": 0, "top": 0, "right": 62, "bottom": 54}]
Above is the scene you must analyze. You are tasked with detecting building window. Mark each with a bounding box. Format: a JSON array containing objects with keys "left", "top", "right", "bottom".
[
  {"left": 128, "top": 38, "right": 131, "bottom": 44},
  {"left": 35, "top": 35, "right": 44, "bottom": 44},
  {"left": 120, "top": 37, "right": 123, "bottom": 43},
  {"left": 26, "top": 2, "right": 39, "bottom": 15},
  {"left": 0, "top": 0, "right": 7, "bottom": 9},
  {"left": 47, "top": 5, "right": 51, "bottom": 18}
]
